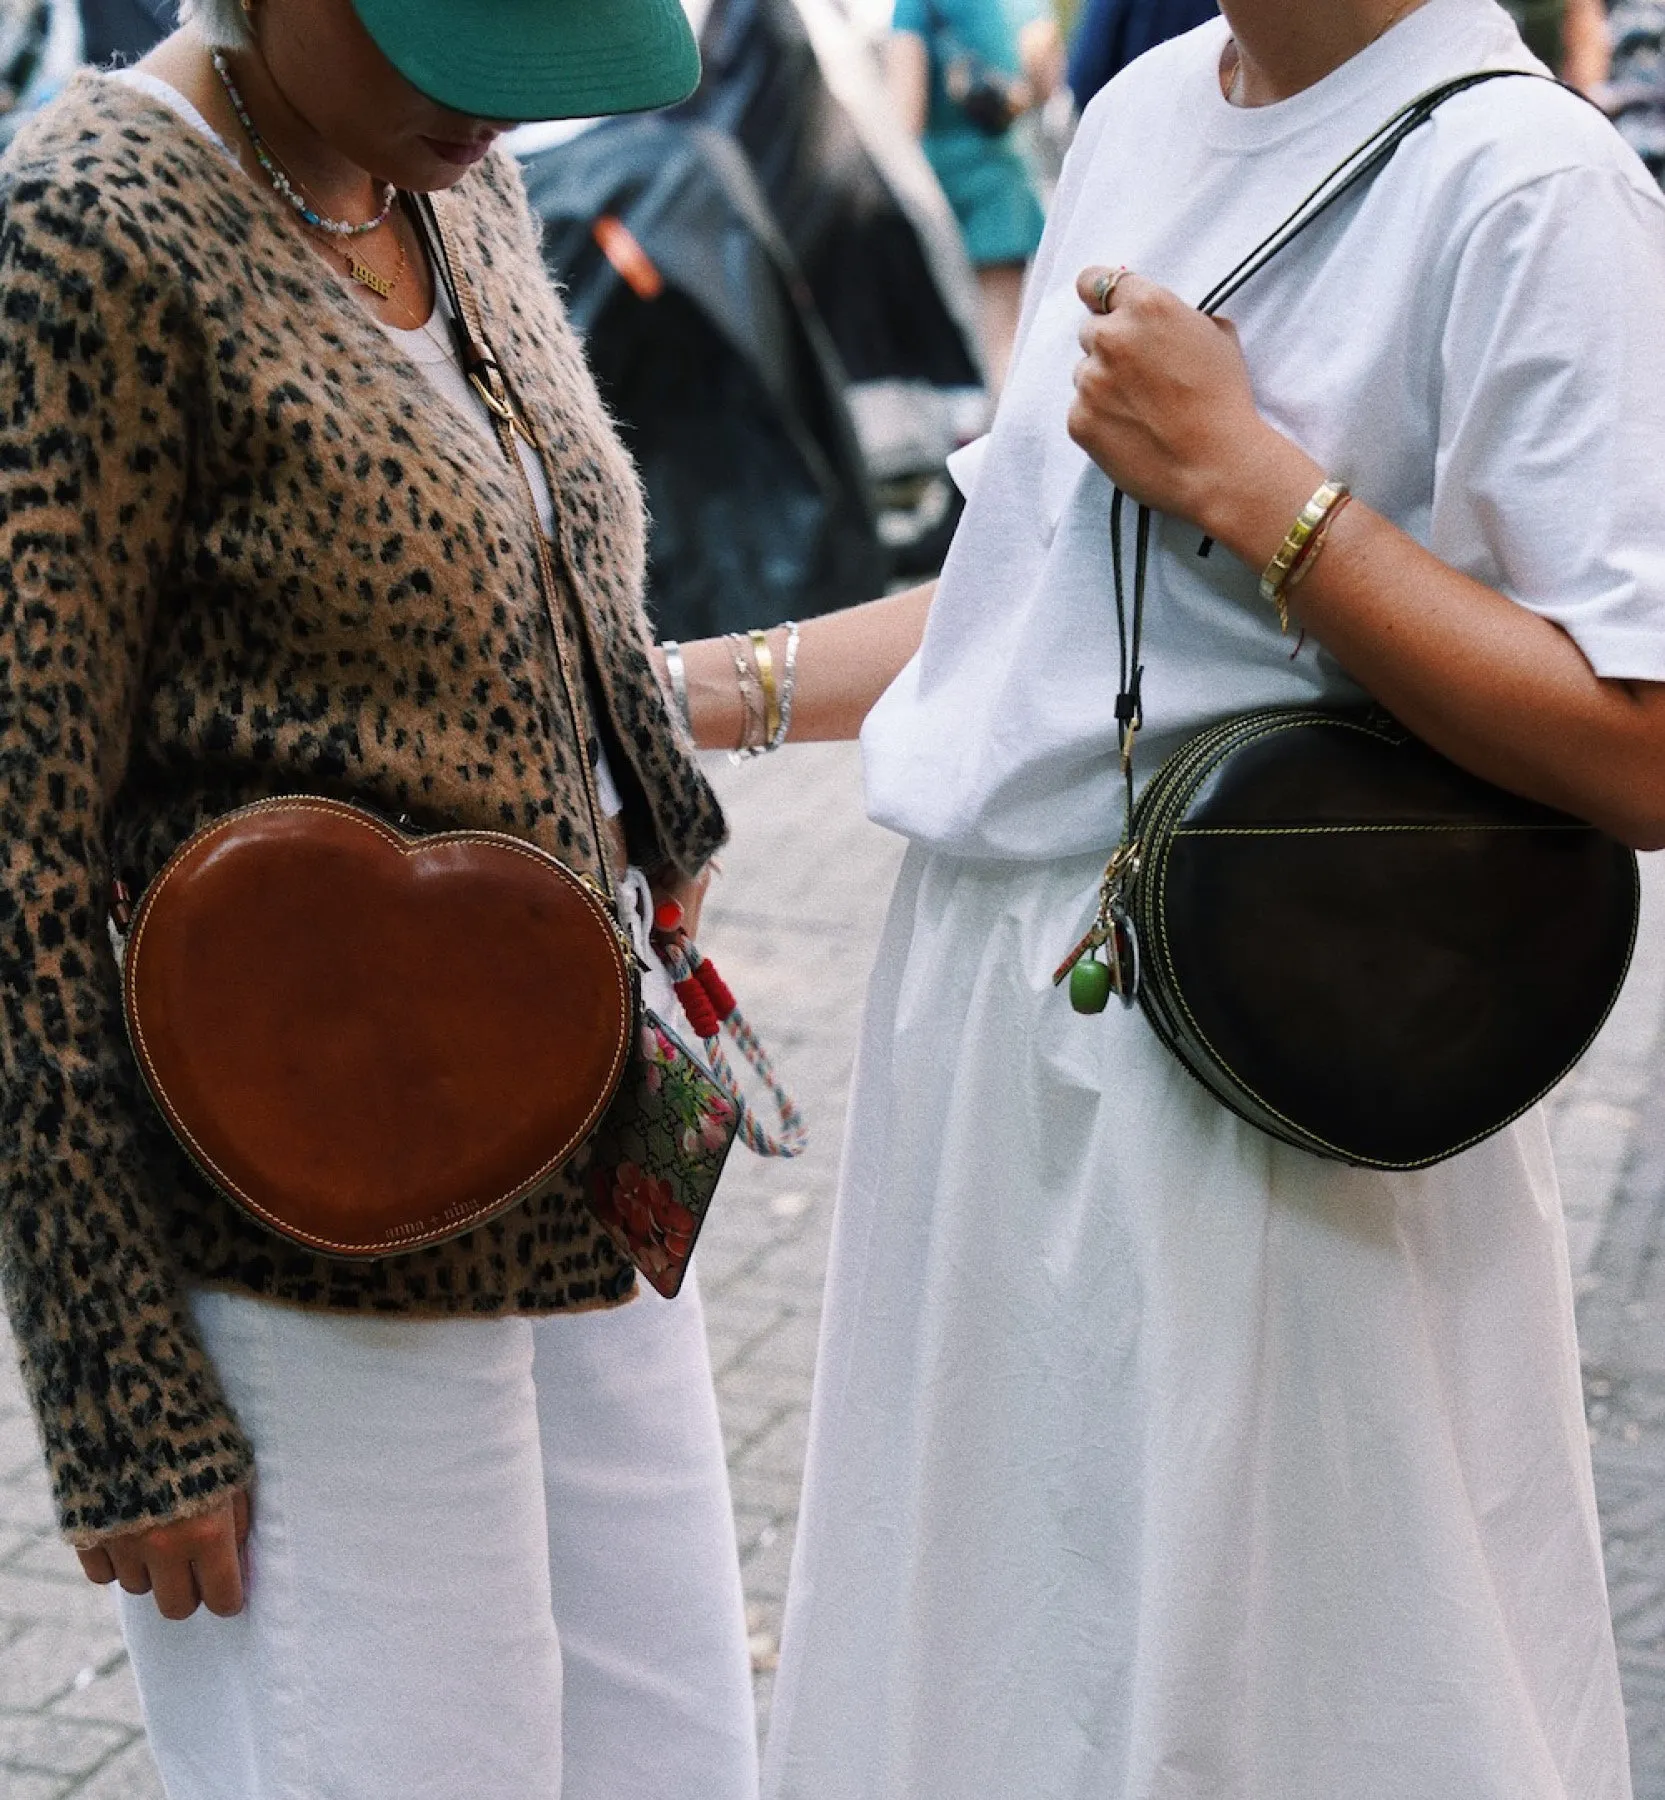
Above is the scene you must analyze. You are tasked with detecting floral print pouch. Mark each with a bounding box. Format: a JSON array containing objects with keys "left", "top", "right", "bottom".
[{"left": 584, "top": 1009, "right": 741, "bottom": 1299}]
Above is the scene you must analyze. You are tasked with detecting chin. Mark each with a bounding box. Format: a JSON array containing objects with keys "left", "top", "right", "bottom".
[{"left": 404, "top": 163, "right": 485, "bottom": 195}]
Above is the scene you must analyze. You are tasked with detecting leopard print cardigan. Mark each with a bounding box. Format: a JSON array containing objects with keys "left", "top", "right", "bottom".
[{"left": 0, "top": 73, "right": 728, "bottom": 1543}]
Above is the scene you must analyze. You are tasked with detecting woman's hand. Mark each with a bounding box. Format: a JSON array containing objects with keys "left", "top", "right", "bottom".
[
  {"left": 1068, "top": 267, "right": 1318, "bottom": 544},
  {"left": 76, "top": 1488, "right": 251, "bottom": 1620}
]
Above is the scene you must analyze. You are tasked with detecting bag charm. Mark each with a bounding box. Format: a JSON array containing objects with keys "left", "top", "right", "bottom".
[
  {"left": 651, "top": 901, "right": 808, "bottom": 1159},
  {"left": 584, "top": 900, "right": 806, "bottom": 1300},
  {"left": 1055, "top": 843, "right": 1141, "bottom": 1015},
  {"left": 1054, "top": 495, "right": 1149, "bottom": 1016}
]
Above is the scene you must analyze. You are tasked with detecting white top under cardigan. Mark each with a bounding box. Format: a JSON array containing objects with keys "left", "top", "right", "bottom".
[{"left": 859, "top": 0, "right": 1665, "bottom": 863}]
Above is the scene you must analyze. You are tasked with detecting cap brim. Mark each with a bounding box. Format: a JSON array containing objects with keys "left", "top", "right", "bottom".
[{"left": 350, "top": 0, "right": 702, "bottom": 122}]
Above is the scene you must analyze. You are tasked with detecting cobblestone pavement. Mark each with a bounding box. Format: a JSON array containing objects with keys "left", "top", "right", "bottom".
[{"left": 0, "top": 743, "right": 1660, "bottom": 1794}]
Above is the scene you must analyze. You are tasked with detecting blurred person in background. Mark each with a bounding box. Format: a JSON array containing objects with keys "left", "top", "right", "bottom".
[
  {"left": 0, "top": 0, "right": 78, "bottom": 148},
  {"left": 1501, "top": 0, "right": 1612, "bottom": 84},
  {"left": 1067, "top": 0, "right": 1218, "bottom": 109},
  {"left": 79, "top": 0, "right": 173, "bottom": 66},
  {"left": 1607, "top": 0, "right": 1665, "bottom": 179},
  {"left": 888, "top": 0, "right": 1060, "bottom": 392}
]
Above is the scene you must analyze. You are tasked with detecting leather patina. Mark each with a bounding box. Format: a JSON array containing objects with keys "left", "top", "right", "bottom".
[
  {"left": 122, "top": 797, "right": 636, "bottom": 1257},
  {"left": 1129, "top": 708, "right": 1640, "bottom": 1169},
  {"left": 1071, "top": 71, "right": 1639, "bottom": 1172}
]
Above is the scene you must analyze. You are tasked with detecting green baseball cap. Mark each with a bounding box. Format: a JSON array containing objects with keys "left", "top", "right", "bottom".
[{"left": 350, "top": 0, "right": 703, "bottom": 122}]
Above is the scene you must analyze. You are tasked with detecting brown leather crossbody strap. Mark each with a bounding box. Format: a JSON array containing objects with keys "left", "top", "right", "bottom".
[{"left": 411, "top": 191, "right": 621, "bottom": 906}]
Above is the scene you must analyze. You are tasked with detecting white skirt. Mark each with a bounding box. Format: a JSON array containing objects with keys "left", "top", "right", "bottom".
[{"left": 763, "top": 846, "right": 1631, "bottom": 1800}]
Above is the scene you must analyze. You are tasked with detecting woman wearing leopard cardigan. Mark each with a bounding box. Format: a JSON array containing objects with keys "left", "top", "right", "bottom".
[{"left": 0, "top": 1, "right": 761, "bottom": 1794}]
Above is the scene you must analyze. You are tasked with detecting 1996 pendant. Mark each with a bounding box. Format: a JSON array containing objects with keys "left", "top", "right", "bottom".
[{"left": 349, "top": 257, "right": 395, "bottom": 299}]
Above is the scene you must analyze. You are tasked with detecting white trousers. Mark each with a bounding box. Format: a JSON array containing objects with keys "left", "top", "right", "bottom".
[{"left": 119, "top": 1275, "right": 758, "bottom": 1800}]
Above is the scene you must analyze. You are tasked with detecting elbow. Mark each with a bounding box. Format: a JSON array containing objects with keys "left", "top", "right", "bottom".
[
  {"left": 1591, "top": 786, "right": 1665, "bottom": 853},
  {"left": 1579, "top": 701, "right": 1665, "bottom": 850},
  {"left": 1610, "top": 751, "right": 1665, "bottom": 850}
]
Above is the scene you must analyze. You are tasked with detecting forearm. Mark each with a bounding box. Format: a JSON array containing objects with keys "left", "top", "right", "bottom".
[
  {"left": 1203, "top": 433, "right": 1665, "bottom": 849},
  {"left": 665, "top": 581, "right": 936, "bottom": 752}
]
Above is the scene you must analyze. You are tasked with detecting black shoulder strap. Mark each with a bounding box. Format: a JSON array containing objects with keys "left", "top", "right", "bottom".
[
  {"left": 1108, "top": 68, "right": 1573, "bottom": 854},
  {"left": 1196, "top": 70, "right": 1573, "bottom": 317}
]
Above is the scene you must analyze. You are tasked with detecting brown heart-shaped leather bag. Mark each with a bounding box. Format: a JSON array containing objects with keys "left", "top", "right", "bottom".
[{"left": 121, "top": 797, "right": 636, "bottom": 1258}]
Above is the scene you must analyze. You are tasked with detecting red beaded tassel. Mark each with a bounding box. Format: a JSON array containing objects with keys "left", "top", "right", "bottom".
[{"left": 651, "top": 901, "right": 806, "bottom": 1159}]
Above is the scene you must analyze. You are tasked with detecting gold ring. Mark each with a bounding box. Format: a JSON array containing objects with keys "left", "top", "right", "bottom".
[{"left": 1092, "top": 266, "right": 1128, "bottom": 314}]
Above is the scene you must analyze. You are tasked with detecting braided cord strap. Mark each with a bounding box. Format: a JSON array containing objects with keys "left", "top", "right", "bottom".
[{"left": 656, "top": 934, "right": 808, "bottom": 1159}]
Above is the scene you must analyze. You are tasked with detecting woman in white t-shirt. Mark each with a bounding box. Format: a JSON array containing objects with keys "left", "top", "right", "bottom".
[{"left": 669, "top": 0, "right": 1665, "bottom": 1793}]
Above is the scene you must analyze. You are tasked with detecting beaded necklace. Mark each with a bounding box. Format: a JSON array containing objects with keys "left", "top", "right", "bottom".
[{"left": 211, "top": 49, "right": 394, "bottom": 238}]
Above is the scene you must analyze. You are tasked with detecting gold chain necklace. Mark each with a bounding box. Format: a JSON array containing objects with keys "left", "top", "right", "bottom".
[
  {"left": 316, "top": 212, "right": 428, "bottom": 329},
  {"left": 209, "top": 44, "right": 427, "bottom": 328},
  {"left": 1221, "top": 0, "right": 1426, "bottom": 103},
  {"left": 339, "top": 227, "right": 407, "bottom": 302}
]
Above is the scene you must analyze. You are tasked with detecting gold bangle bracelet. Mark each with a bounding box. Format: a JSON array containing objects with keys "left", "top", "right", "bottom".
[
  {"left": 1285, "top": 493, "right": 1352, "bottom": 601},
  {"left": 748, "top": 627, "right": 780, "bottom": 748},
  {"left": 1260, "top": 478, "right": 1351, "bottom": 632}
]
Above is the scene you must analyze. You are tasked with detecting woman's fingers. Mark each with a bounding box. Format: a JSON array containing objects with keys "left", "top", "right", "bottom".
[
  {"left": 1077, "top": 263, "right": 1131, "bottom": 315},
  {"left": 73, "top": 1490, "right": 251, "bottom": 1619},
  {"left": 147, "top": 1547, "right": 203, "bottom": 1622},
  {"left": 75, "top": 1545, "right": 117, "bottom": 1586},
  {"left": 104, "top": 1537, "right": 154, "bottom": 1597},
  {"left": 193, "top": 1507, "right": 249, "bottom": 1619},
  {"left": 1067, "top": 262, "right": 1274, "bottom": 526},
  {"left": 164, "top": 1501, "right": 247, "bottom": 1619},
  {"left": 652, "top": 864, "right": 715, "bottom": 942}
]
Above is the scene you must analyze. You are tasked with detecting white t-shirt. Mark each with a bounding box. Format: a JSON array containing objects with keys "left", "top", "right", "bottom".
[
  {"left": 860, "top": 0, "right": 1665, "bottom": 862},
  {"left": 112, "top": 70, "right": 626, "bottom": 820}
]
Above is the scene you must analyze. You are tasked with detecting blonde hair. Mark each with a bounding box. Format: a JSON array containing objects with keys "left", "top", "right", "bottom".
[{"left": 178, "top": 0, "right": 253, "bottom": 49}]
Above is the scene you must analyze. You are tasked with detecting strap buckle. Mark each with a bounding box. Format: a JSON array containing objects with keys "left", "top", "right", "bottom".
[
  {"left": 468, "top": 364, "right": 539, "bottom": 447},
  {"left": 1115, "top": 672, "right": 1144, "bottom": 774}
]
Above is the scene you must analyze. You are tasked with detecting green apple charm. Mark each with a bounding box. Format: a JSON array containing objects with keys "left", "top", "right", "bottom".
[{"left": 1069, "top": 956, "right": 1113, "bottom": 1015}]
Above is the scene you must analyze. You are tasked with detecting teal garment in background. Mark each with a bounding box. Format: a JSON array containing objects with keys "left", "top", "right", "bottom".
[
  {"left": 894, "top": 0, "right": 1024, "bottom": 135},
  {"left": 893, "top": 0, "right": 1047, "bottom": 264},
  {"left": 925, "top": 130, "right": 1047, "bottom": 263}
]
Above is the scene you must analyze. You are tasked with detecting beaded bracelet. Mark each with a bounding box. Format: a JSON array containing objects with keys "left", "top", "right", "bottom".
[{"left": 1260, "top": 479, "right": 1351, "bottom": 632}]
